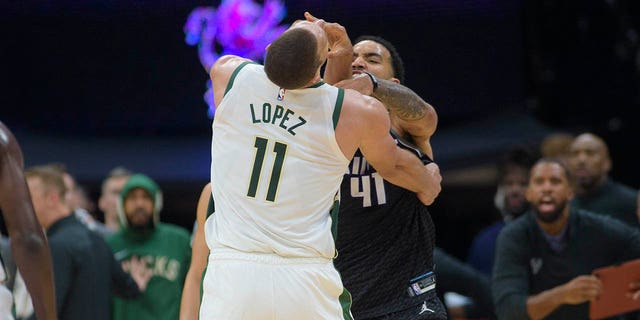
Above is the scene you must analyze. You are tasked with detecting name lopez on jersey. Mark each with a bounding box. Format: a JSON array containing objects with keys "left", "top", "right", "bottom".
[{"left": 250, "top": 103, "right": 307, "bottom": 136}]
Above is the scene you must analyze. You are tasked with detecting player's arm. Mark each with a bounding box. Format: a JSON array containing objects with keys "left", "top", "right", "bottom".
[
  {"left": 342, "top": 92, "right": 440, "bottom": 204},
  {"left": 374, "top": 79, "right": 437, "bottom": 159},
  {"left": 335, "top": 76, "right": 438, "bottom": 159},
  {"left": 209, "top": 55, "right": 253, "bottom": 107},
  {"left": 179, "top": 182, "right": 212, "bottom": 320},
  {"left": 389, "top": 102, "right": 437, "bottom": 160},
  {"left": 0, "top": 122, "right": 57, "bottom": 320}
]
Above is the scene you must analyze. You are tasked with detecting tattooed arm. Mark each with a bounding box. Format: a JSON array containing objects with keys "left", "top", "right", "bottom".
[
  {"left": 335, "top": 75, "right": 437, "bottom": 159},
  {"left": 373, "top": 78, "right": 437, "bottom": 159}
]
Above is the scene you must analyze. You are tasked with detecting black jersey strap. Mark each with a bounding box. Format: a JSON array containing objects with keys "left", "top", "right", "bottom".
[
  {"left": 390, "top": 129, "right": 433, "bottom": 165},
  {"left": 206, "top": 193, "right": 215, "bottom": 218}
]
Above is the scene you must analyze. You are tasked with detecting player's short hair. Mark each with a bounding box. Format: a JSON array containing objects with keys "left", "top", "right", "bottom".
[{"left": 265, "top": 28, "right": 322, "bottom": 90}]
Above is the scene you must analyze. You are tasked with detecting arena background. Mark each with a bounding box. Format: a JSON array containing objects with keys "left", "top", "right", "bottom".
[{"left": 2, "top": 0, "right": 639, "bottom": 258}]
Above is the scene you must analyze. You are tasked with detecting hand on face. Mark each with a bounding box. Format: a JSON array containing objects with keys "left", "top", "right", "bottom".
[{"left": 304, "top": 12, "right": 352, "bottom": 59}]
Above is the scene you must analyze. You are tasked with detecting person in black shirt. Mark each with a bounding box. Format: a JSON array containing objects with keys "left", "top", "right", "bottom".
[
  {"left": 24, "top": 165, "right": 145, "bottom": 320},
  {"left": 568, "top": 132, "right": 638, "bottom": 227},
  {"left": 493, "top": 158, "right": 640, "bottom": 320}
]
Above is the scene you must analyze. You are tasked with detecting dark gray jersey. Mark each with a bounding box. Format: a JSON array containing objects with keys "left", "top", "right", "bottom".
[{"left": 335, "top": 131, "right": 445, "bottom": 319}]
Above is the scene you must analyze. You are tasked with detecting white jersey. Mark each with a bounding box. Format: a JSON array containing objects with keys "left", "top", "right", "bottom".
[{"left": 208, "top": 62, "right": 349, "bottom": 259}]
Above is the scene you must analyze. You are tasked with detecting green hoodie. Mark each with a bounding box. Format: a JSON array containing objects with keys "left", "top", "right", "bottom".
[{"left": 107, "top": 174, "right": 191, "bottom": 320}]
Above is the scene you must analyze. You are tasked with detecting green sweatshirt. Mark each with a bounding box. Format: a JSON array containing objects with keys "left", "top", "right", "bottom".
[{"left": 107, "top": 223, "right": 191, "bottom": 320}]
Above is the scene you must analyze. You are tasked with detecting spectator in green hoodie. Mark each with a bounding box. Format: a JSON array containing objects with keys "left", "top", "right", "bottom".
[{"left": 108, "top": 173, "right": 191, "bottom": 320}]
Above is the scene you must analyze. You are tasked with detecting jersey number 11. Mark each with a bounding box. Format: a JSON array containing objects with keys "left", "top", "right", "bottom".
[{"left": 247, "top": 137, "right": 288, "bottom": 202}]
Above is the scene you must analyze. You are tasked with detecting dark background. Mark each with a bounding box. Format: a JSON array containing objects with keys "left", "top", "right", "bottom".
[{"left": 2, "top": 0, "right": 639, "bottom": 259}]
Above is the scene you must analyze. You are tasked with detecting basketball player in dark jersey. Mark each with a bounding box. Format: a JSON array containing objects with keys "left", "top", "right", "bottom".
[{"left": 331, "top": 36, "right": 446, "bottom": 319}]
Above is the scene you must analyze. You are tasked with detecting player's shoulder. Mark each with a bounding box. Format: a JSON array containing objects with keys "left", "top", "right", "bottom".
[
  {"left": 341, "top": 89, "right": 386, "bottom": 119},
  {"left": 210, "top": 55, "right": 254, "bottom": 77}
]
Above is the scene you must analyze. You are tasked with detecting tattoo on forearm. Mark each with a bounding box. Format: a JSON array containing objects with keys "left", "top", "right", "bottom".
[{"left": 372, "top": 80, "right": 427, "bottom": 121}]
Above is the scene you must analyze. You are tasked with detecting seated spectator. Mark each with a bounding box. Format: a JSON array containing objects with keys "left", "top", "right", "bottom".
[
  {"left": 467, "top": 145, "right": 538, "bottom": 276},
  {"left": 567, "top": 132, "right": 638, "bottom": 227},
  {"left": 492, "top": 158, "right": 640, "bottom": 320}
]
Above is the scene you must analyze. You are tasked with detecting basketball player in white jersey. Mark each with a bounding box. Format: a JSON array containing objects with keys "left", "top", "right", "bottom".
[
  {"left": 0, "top": 121, "right": 57, "bottom": 320},
  {"left": 201, "top": 13, "right": 441, "bottom": 320}
]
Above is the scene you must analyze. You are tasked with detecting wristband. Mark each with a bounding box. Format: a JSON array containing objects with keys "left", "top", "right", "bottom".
[{"left": 363, "top": 71, "right": 378, "bottom": 92}]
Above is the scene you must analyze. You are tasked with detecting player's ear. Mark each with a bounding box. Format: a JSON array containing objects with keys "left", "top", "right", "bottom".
[{"left": 390, "top": 77, "right": 400, "bottom": 84}]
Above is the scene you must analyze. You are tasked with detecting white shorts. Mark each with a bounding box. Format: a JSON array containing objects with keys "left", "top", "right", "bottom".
[{"left": 199, "top": 248, "right": 352, "bottom": 320}]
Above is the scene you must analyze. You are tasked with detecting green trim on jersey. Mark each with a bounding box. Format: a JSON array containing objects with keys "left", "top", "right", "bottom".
[
  {"left": 329, "top": 198, "right": 340, "bottom": 242},
  {"left": 340, "top": 287, "right": 354, "bottom": 319},
  {"left": 206, "top": 195, "right": 215, "bottom": 218},
  {"left": 201, "top": 195, "right": 214, "bottom": 320},
  {"left": 308, "top": 81, "right": 325, "bottom": 88},
  {"left": 224, "top": 61, "right": 253, "bottom": 96},
  {"left": 332, "top": 88, "right": 345, "bottom": 129}
]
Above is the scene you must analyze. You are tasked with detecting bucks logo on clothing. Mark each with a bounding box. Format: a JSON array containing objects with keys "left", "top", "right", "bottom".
[{"left": 107, "top": 174, "right": 191, "bottom": 320}]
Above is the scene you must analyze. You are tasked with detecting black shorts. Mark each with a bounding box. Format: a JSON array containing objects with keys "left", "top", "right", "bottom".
[{"left": 363, "top": 297, "right": 447, "bottom": 320}]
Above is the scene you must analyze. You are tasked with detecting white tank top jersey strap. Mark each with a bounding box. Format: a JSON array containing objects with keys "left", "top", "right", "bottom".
[
  {"left": 208, "top": 62, "right": 349, "bottom": 259},
  {"left": 0, "top": 261, "right": 14, "bottom": 320}
]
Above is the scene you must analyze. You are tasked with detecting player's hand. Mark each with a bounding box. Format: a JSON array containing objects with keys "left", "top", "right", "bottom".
[
  {"left": 562, "top": 275, "right": 602, "bottom": 304},
  {"left": 416, "top": 162, "right": 441, "bottom": 206},
  {"left": 304, "top": 12, "right": 352, "bottom": 59}
]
